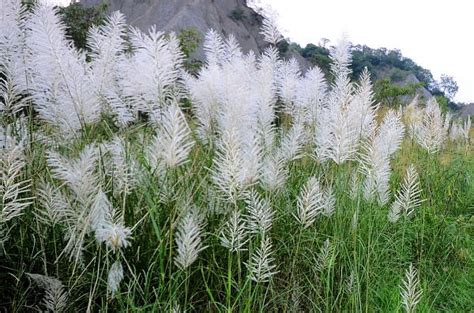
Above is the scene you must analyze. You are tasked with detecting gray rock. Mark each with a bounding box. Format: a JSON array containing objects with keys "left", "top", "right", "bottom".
[
  {"left": 80, "top": 0, "right": 308, "bottom": 67},
  {"left": 459, "top": 103, "right": 474, "bottom": 117}
]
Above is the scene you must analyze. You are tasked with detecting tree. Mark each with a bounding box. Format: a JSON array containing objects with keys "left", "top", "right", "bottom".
[
  {"left": 319, "top": 38, "right": 330, "bottom": 48},
  {"left": 58, "top": 3, "right": 108, "bottom": 50},
  {"left": 374, "top": 79, "right": 423, "bottom": 107},
  {"left": 438, "top": 74, "right": 458, "bottom": 100},
  {"left": 178, "top": 28, "right": 203, "bottom": 74}
]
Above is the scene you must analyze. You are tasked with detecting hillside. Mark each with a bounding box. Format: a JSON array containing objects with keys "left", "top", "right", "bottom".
[
  {"left": 80, "top": 0, "right": 308, "bottom": 65},
  {"left": 74, "top": 0, "right": 465, "bottom": 105}
]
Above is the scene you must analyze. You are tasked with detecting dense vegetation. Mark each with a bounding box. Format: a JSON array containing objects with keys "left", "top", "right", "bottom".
[
  {"left": 1, "top": 1, "right": 473, "bottom": 312},
  {"left": 291, "top": 42, "right": 460, "bottom": 107}
]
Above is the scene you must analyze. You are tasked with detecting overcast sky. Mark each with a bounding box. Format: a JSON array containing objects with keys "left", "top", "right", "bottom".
[{"left": 47, "top": 0, "right": 473, "bottom": 103}]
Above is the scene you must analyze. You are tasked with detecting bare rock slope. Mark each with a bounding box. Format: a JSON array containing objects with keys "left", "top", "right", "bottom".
[{"left": 81, "top": 0, "right": 289, "bottom": 60}]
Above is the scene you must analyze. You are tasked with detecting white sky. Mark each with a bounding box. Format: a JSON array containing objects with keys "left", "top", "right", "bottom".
[
  {"left": 258, "top": 0, "right": 474, "bottom": 103},
  {"left": 46, "top": 0, "right": 473, "bottom": 103}
]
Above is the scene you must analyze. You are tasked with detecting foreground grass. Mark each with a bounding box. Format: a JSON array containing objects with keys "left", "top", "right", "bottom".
[{"left": 1, "top": 118, "right": 472, "bottom": 312}]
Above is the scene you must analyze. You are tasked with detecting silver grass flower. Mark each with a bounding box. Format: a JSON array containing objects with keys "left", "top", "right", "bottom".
[
  {"left": 294, "top": 67, "right": 327, "bottom": 127},
  {"left": 276, "top": 58, "right": 301, "bottom": 111},
  {"left": 388, "top": 165, "right": 424, "bottom": 223},
  {"left": 449, "top": 116, "right": 471, "bottom": 144},
  {"left": 321, "top": 37, "right": 358, "bottom": 163},
  {"left": 219, "top": 209, "right": 248, "bottom": 252},
  {"left": 36, "top": 181, "right": 70, "bottom": 226},
  {"left": 47, "top": 145, "right": 99, "bottom": 206},
  {"left": 174, "top": 212, "right": 206, "bottom": 270},
  {"left": 400, "top": 263, "right": 423, "bottom": 313},
  {"left": 351, "top": 68, "right": 378, "bottom": 140},
  {"left": 0, "top": 0, "right": 30, "bottom": 94},
  {"left": 211, "top": 129, "right": 246, "bottom": 202},
  {"left": 87, "top": 12, "right": 134, "bottom": 126},
  {"left": 87, "top": 11, "right": 127, "bottom": 96},
  {"left": 259, "top": 152, "right": 287, "bottom": 191},
  {"left": 245, "top": 190, "right": 274, "bottom": 235},
  {"left": 27, "top": 273, "right": 68, "bottom": 313},
  {"left": 461, "top": 116, "right": 471, "bottom": 142},
  {"left": 246, "top": 236, "right": 277, "bottom": 283},
  {"left": 404, "top": 96, "right": 422, "bottom": 139},
  {"left": 0, "top": 67, "right": 30, "bottom": 116},
  {"left": 294, "top": 176, "right": 325, "bottom": 228},
  {"left": 315, "top": 239, "right": 334, "bottom": 272},
  {"left": 91, "top": 190, "right": 131, "bottom": 252},
  {"left": 203, "top": 29, "right": 226, "bottom": 66},
  {"left": 26, "top": 3, "right": 101, "bottom": 135},
  {"left": 121, "top": 27, "right": 183, "bottom": 117},
  {"left": 413, "top": 98, "right": 448, "bottom": 153},
  {"left": 0, "top": 138, "right": 32, "bottom": 225},
  {"left": 260, "top": 12, "right": 283, "bottom": 45},
  {"left": 278, "top": 121, "right": 305, "bottom": 162},
  {"left": 147, "top": 103, "right": 194, "bottom": 170},
  {"left": 322, "top": 185, "right": 336, "bottom": 217},
  {"left": 103, "top": 136, "right": 140, "bottom": 196},
  {"left": 360, "top": 110, "right": 405, "bottom": 205},
  {"left": 107, "top": 260, "right": 124, "bottom": 296},
  {"left": 224, "top": 34, "right": 243, "bottom": 61}
]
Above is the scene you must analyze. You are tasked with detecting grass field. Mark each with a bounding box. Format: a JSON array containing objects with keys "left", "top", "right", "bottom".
[{"left": 1, "top": 2, "right": 473, "bottom": 312}]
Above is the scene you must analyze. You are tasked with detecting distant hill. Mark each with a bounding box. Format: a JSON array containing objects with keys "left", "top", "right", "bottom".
[
  {"left": 75, "top": 0, "right": 469, "bottom": 107},
  {"left": 79, "top": 0, "right": 308, "bottom": 66}
]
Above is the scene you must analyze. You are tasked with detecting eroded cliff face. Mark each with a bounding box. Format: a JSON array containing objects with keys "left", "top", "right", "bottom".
[
  {"left": 80, "top": 0, "right": 309, "bottom": 67},
  {"left": 81, "top": 0, "right": 268, "bottom": 57}
]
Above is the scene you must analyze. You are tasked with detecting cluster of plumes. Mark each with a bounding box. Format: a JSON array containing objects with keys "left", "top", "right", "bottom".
[
  {"left": 359, "top": 110, "right": 405, "bottom": 205},
  {"left": 3, "top": 3, "right": 184, "bottom": 136},
  {"left": 1, "top": 1, "right": 472, "bottom": 307},
  {"left": 40, "top": 141, "right": 137, "bottom": 296},
  {"left": 405, "top": 96, "right": 470, "bottom": 152}
]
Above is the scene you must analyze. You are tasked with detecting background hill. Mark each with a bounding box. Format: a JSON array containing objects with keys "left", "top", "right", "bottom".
[{"left": 69, "top": 0, "right": 466, "bottom": 110}]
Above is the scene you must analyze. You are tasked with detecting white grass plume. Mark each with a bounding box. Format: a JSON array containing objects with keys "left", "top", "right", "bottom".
[
  {"left": 388, "top": 165, "right": 424, "bottom": 223},
  {"left": 260, "top": 12, "right": 283, "bottom": 46},
  {"left": 27, "top": 273, "right": 68, "bottom": 313},
  {"left": 0, "top": 137, "right": 31, "bottom": 224},
  {"left": 121, "top": 26, "right": 183, "bottom": 118},
  {"left": 322, "top": 185, "right": 336, "bottom": 217},
  {"left": 0, "top": 0, "right": 30, "bottom": 94},
  {"left": 259, "top": 152, "right": 287, "bottom": 191},
  {"left": 219, "top": 209, "right": 248, "bottom": 252},
  {"left": 413, "top": 98, "right": 447, "bottom": 153},
  {"left": 174, "top": 211, "right": 206, "bottom": 270},
  {"left": 0, "top": 66, "right": 30, "bottom": 116},
  {"left": 88, "top": 11, "right": 127, "bottom": 96},
  {"left": 26, "top": 3, "right": 100, "bottom": 135},
  {"left": 246, "top": 236, "right": 277, "bottom": 283},
  {"left": 315, "top": 239, "right": 334, "bottom": 272},
  {"left": 294, "top": 176, "right": 324, "bottom": 228},
  {"left": 245, "top": 189, "right": 274, "bottom": 235},
  {"left": 147, "top": 103, "right": 194, "bottom": 170},
  {"left": 360, "top": 110, "right": 405, "bottom": 205},
  {"left": 36, "top": 180, "right": 70, "bottom": 226},
  {"left": 203, "top": 29, "right": 225, "bottom": 66},
  {"left": 103, "top": 136, "right": 140, "bottom": 196},
  {"left": 108, "top": 260, "right": 124, "bottom": 296},
  {"left": 47, "top": 145, "right": 99, "bottom": 205},
  {"left": 400, "top": 263, "right": 422, "bottom": 313},
  {"left": 91, "top": 190, "right": 131, "bottom": 252},
  {"left": 211, "top": 129, "right": 246, "bottom": 202}
]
